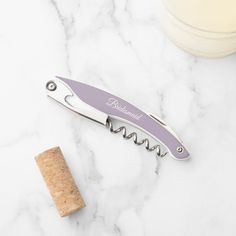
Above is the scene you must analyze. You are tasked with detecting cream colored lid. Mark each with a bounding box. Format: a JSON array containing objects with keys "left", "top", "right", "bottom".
[{"left": 163, "top": 0, "right": 236, "bottom": 33}]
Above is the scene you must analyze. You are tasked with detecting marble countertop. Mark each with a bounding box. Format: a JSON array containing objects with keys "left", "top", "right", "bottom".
[{"left": 1, "top": 0, "right": 236, "bottom": 235}]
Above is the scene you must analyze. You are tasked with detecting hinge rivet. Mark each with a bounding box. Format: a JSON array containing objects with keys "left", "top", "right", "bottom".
[
  {"left": 177, "top": 146, "right": 184, "bottom": 153},
  {"left": 46, "top": 81, "right": 57, "bottom": 91}
]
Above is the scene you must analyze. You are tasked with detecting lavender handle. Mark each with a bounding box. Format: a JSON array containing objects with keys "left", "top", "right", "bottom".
[{"left": 59, "top": 77, "right": 189, "bottom": 160}]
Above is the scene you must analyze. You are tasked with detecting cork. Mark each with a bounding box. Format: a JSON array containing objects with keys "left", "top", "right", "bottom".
[{"left": 35, "top": 147, "right": 85, "bottom": 217}]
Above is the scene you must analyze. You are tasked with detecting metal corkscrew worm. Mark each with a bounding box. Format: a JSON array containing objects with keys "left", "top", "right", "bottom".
[{"left": 106, "top": 118, "right": 168, "bottom": 158}]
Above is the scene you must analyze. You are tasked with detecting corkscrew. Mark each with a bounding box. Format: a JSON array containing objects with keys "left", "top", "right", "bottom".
[
  {"left": 106, "top": 119, "right": 167, "bottom": 158},
  {"left": 46, "top": 76, "right": 190, "bottom": 162}
]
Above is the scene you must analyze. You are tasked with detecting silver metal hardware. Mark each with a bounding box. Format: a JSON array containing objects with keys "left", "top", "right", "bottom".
[
  {"left": 177, "top": 146, "right": 184, "bottom": 153},
  {"left": 46, "top": 81, "right": 57, "bottom": 91},
  {"left": 46, "top": 79, "right": 108, "bottom": 125},
  {"left": 106, "top": 118, "right": 168, "bottom": 158}
]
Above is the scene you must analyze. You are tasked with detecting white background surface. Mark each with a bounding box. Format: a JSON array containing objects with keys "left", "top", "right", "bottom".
[{"left": 0, "top": 0, "right": 236, "bottom": 235}]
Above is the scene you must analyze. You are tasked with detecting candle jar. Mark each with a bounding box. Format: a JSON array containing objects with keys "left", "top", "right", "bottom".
[{"left": 160, "top": 0, "right": 236, "bottom": 57}]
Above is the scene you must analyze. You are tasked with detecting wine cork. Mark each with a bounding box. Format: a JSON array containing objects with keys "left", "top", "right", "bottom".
[{"left": 35, "top": 147, "right": 85, "bottom": 217}]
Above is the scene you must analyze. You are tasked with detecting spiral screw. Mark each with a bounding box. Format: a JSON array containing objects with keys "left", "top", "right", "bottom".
[{"left": 106, "top": 119, "right": 167, "bottom": 158}]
